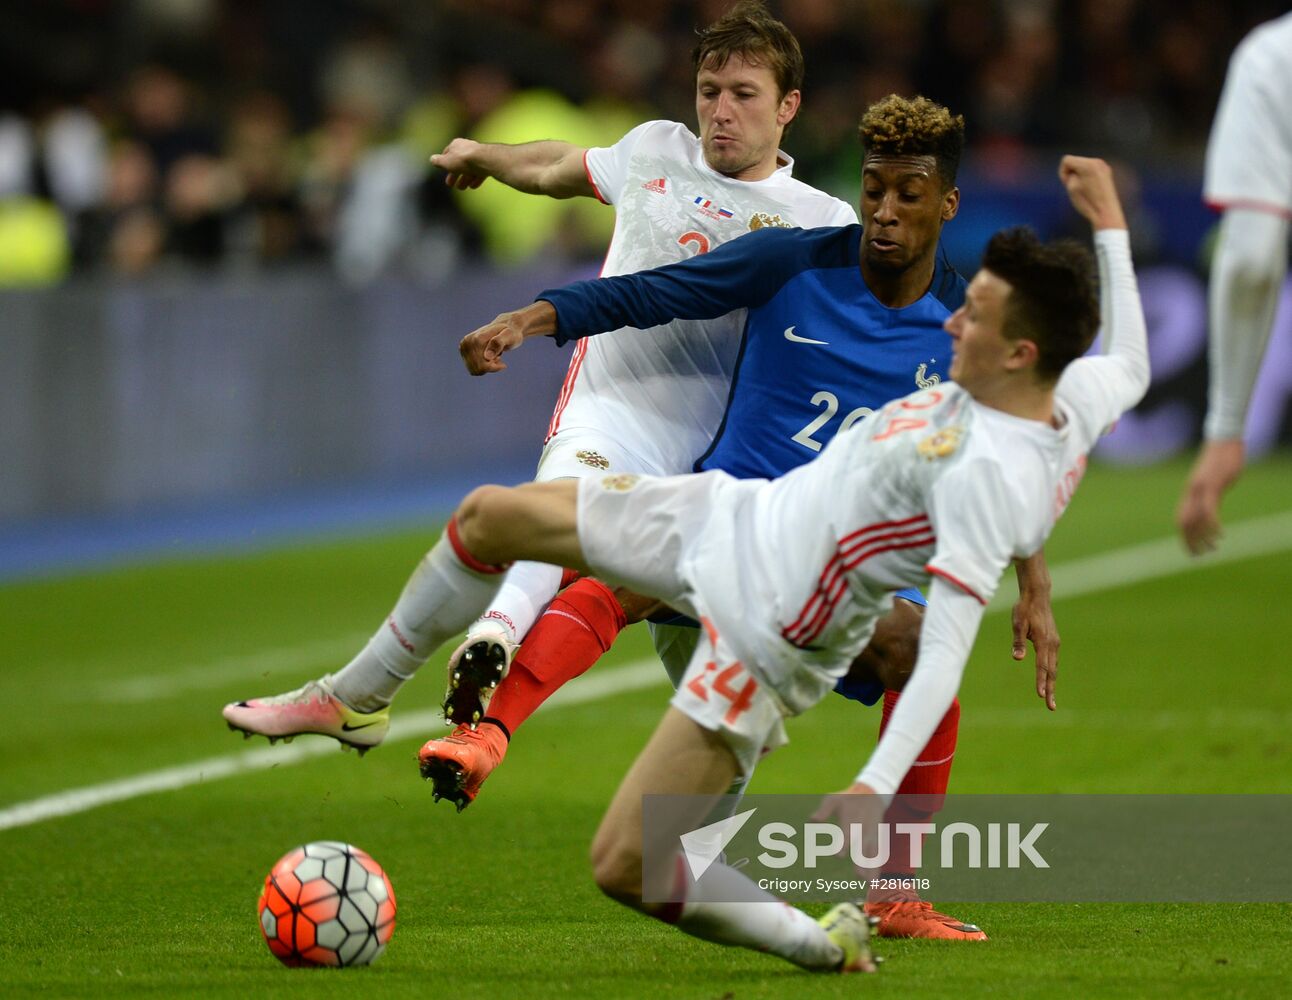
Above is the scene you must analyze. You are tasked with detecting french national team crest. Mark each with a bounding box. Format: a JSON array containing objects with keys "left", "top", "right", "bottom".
[
  {"left": 600, "top": 473, "right": 640, "bottom": 492},
  {"left": 915, "top": 361, "right": 941, "bottom": 388},
  {"left": 576, "top": 450, "right": 611, "bottom": 470},
  {"left": 917, "top": 426, "right": 964, "bottom": 460},
  {"left": 749, "top": 212, "right": 792, "bottom": 230}
]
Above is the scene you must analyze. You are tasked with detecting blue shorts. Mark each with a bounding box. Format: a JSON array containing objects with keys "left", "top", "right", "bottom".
[{"left": 832, "top": 587, "right": 926, "bottom": 706}]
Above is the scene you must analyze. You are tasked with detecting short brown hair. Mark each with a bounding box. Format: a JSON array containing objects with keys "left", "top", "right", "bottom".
[
  {"left": 981, "top": 227, "right": 1099, "bottom": 382},
  {"left": 692, "top": 1, "right": 804, "bottom": 100},
  {"left": 859, "top": 94, "right": 965, "bottom": 189}
]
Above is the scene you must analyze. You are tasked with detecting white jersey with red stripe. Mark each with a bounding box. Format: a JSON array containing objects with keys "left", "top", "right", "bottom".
[
  {"left": 581, "top": 376, "right": 1107, "bottom": 715},
  {"left": 680, "top": 382, "right": 1071, "bottom": 714},
  {"left": 547, "top": 119, "right": 856, "bottom": 475},
  {"left": 708, "top": 232, "right": 1147, "bottom": 714}
]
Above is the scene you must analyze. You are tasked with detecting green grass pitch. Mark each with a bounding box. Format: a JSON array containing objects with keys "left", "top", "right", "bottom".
[{"left": 2, "top": 457, "right": 1290, "bottom": 998}]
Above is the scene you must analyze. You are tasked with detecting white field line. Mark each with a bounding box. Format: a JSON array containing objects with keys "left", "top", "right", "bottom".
[
  {"left": 0, "top": 659, "right": 665, "bottom": 833},
  {"left": 5, "top": 510, "right": 1292, "bottom": 832},
  {"left": 986, "top": 508, "right": 1292, "bottom": 612},
  {"left": 85, "top": 510, "right": 1292, "bottom": 704},
  {"left": 93, "top": 634, "right": 373, "bottom": 703},
  {"left": 962, "top": 706, "right": 1292, "bottom": 730}
]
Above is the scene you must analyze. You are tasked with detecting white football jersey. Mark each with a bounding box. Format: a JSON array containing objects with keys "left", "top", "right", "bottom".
[
  {"left": 1204, "top": 12, "right": 1292, "bottom": 216},
  {"left": 682, "top": 232, "right": 1147, "bottom": 714},
  {"left": 548, "top": 119, "right": 857, "bottom": 475}
]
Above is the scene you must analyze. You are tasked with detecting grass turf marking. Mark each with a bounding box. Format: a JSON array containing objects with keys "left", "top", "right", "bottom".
[
  {"left": 5, "top": 510, "right": 1290, "bottom": 831},
  {"left": 0, "top": 658, "right": 664, "bottom": 832}
]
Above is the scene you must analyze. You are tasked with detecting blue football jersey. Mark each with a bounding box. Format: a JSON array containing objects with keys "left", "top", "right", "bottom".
[{"left": 541, "top": 224, "right": 965, "bottom": 480}]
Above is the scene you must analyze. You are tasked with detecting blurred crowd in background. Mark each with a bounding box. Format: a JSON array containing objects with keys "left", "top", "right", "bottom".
[{"left": 1, "top": 0, "right": 1286, "bottom": 287}]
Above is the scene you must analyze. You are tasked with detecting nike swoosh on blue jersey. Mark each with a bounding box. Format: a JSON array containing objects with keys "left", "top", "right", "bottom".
[{"left": 783, "top": 325, "right": 829, "bottom": 345}]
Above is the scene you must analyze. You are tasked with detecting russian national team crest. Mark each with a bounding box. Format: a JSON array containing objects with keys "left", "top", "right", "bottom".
[
  {"left": 917, "top": 426, "right": 964, "bottom": 460},
  {"left": 600, "top": 473, "right": 640, "bottom": 492},
  {"left": 577, "top": 450, "right": 611, "bottom": 470},
  {"left": 749, "top": 212, "right": 792, "bottom": 230}
]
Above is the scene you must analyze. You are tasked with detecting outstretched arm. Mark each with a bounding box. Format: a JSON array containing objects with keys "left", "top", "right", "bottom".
[
  {"left": 1056, "top": 156, "right": 1151, "bottom": 424},
  {"left": 459, "top": 227, "right": 801, "bottom": 374},
  {"left": 430, "top": 138, "right": 594, "bottom": 199},
  {"left": 1177, "top": 208, "right": 1290, "bottom": 553}
]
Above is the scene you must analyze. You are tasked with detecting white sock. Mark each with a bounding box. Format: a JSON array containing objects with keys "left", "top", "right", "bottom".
[
  {"left": 331, "top": 532, "right": 505, "bottom": 712},
  {"left": 672, "top": 861, "right": 842, "bottom": 971},
  {"left": 466, "top": 560, "right": 564, "bottom": 645}
]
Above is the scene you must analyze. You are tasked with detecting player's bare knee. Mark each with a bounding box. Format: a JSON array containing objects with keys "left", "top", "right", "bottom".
[
  {"left": 612, "top": 586, "right": 666, "bottom": 624},
  {"left": 590, "top": 831, "right": 642, "bottom": 903},
  {"left": 455, "top": 485, "right": 510, "bottom": 558}
]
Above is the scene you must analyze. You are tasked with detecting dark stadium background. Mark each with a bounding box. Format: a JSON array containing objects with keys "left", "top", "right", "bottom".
[{"left": 3, "top": 0, "right": 1290, "bottom": 577}]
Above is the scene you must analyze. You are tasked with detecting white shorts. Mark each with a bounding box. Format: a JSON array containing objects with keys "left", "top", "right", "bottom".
[
  {"left": 536, "top": 429, "right": 678, "bottom": 483},
  {"left": 576, "top": 469, "right": 795, "bottom": 775},
  {"left": 667, "top": 618, "right": 788, "bottom": 778},
  {"left": 575, "top": 467, "right": 737, "bottom": 611}
]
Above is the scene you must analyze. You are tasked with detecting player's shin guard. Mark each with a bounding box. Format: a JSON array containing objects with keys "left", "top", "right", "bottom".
[
  {"left": 654, "top": 858, "right": 850, "bottom": 972},
  {"left": 482, "top": 577, "right": 628, "bottom": 736},
  {"left": 878, "top": 690, "right": 960, "bottom": 877},
  {"left": 331, "top": 518, "right": 510, "bottom": 712}
]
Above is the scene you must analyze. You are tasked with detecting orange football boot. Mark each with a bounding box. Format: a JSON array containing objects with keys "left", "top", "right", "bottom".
[
  {"left": 418, "top": 722, "right": 508, "bottom": 811},
  {"left": 864, "top": 887, "right": 987, "bottom": 941}
]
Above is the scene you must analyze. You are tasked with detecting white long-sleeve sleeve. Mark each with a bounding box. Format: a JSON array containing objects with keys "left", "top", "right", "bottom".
[
  {"left": 1054, "top": 228, "right": 1151, "bottom": 435},
  {"left": 1203, "top": 208, "right": 1290, "bottom": 441},
  {"left": 855, "top": 578, "right": 985, "bottom": 797},
  {"left": 1093, "top": 228, "right": 1151, "bottom": 407}
]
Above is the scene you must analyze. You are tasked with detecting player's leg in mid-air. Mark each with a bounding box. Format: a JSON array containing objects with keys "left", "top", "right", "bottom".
[
  {"left": 419, "top": 578, "right": 661, "bottom": 808},
  {"left": 422, "top": 430, "right": 673, "bottom": 802},
  {"left": 219, "top": 428, "right": 637, "bottom": 752},
  {"left": 438, "top": 433, "right": 666, "bottom": 729},
  {"left": 419, "top": 472, "right": 931, "bottom": 808},
  {"left": 435, "top": 434, "right": 635, "bottom": 729},
  {"left": 419, "top": 576, "right": 941, "bottom": 808},
  {"left": 221, "top": 480, "right": 588, "bottom": 752}
]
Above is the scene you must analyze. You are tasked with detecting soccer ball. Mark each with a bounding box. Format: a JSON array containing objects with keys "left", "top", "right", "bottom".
[{"left": 257, "top": 841, "right": 396, "bottom": 967}]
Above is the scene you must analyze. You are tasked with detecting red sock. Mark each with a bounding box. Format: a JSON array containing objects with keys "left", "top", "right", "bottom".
[
  {"left": 878, "top": 688, "right": 960, "bottom": 877},
  {"left": 485, "top": 577, "right": 627, "bottom": 737}
]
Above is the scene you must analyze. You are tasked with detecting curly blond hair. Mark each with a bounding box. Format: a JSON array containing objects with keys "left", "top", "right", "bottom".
[{"left": 859, "top": 95, "right": 965, "bottom": 187}]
